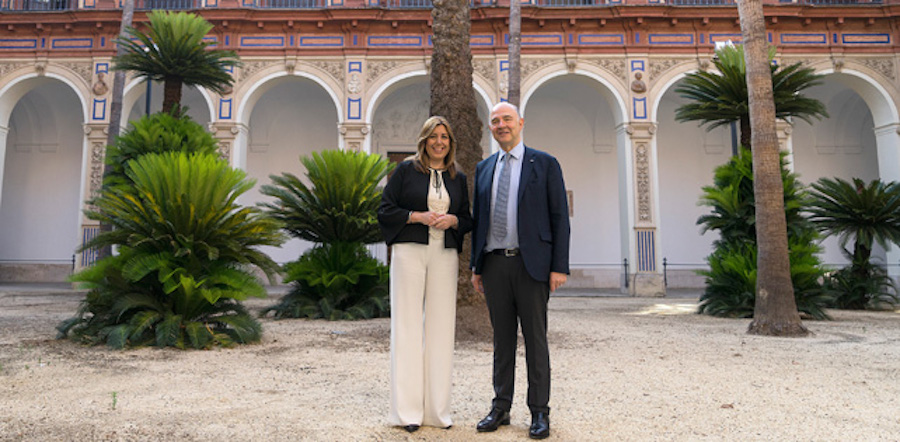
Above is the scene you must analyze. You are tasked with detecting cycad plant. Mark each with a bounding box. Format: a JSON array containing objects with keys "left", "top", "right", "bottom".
[
  {"left": 808, "top": 177, "right": 900, "bottom": 309},
  {"left": 114, "top": 10, "right": 240, "bottom": 114},
  {"left": 58, "top": 152, "right": 285, "bottom": 348},
  {"left": 103, "top": 112, "right": 219, "bottom": 188},
  {"left": 697, "top": 147, "right": 829, "bottom": 319},
  {"left": 260, "top": 150, "right": 394, "bottom": 320},
  {"left": 675, "top": 44, "right": 827, "bottom": 149}
]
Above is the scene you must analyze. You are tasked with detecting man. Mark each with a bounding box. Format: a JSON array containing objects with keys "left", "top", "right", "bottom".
[{"left": 471, "top": 102, "right": 570, "bottom": 440}]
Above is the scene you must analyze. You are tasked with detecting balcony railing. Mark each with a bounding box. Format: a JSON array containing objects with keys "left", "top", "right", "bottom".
[
  {"left": 254, "top": 0, "right": 325, "bottom": 7},
  {"left": 535, "top": 0, "right": 603, "bottom": 6},
  {"left": 385, "top": 0, "right": 432, "bottom": 7},
  {"left": 135, "top": 0, "right": 201, "bottom": 9},
  {"left": 2, "top": 0, "right": 73, "bottom": 11}
]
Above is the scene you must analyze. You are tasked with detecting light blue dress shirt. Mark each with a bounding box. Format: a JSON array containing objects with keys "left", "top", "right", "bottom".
[{"left": 486, "top": 142, "right": 524, "bottom": 252}]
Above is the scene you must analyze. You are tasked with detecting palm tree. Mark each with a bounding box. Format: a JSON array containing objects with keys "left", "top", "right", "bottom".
[
  {"left": 113, "top": 10, "right": 240, "bottom": 115},
  {"left": 675, "top": 44, "right": 827, "bottom": 150},
  {"left": 738, "top": 0, "right": 809, "bottom": 336},
  {"left": 808, "top": 177, "right": 900, "bottom": 309},
  {"left": 507, "top": 0, "right": 522, "bottom": 106},
  {"left": 431, "top": 0, "right": 484, "bottom": 305}
]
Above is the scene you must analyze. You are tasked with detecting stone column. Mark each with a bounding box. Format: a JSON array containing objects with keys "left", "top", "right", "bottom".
[
  {"left": 78, "top": 123, "right": 110, "bottom": 270},
  {"left": 339, "top": 122, "right": 371, "bottom": 153},
  {"left": 208, "top": 121, "right": 248, "bottom": 169},
  {"left": 776, "top": 120, "right": 795, "bottom": 171},
  {"left": 875, "top": 122, "right": 900, "bottom": 277},
  {"left": 0, "top": 125, "right": 8, "bottom": 211},
  {"left": 624, "top": 122, "right": 665, "bottom": 297}
]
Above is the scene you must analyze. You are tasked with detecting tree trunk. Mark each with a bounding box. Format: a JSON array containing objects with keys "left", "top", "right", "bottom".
[
  {"left": 98, "top": 0, "right": 136, "bottom": 260},
  {"left": 738, "top": 0, "right": 808, "bottom": 337},
  {"left": 431, "top": 0, "right": 490, "bottom": 341},
  {"left": 507, "top": 0, "right": 521, "bottom": 106},
  {"left": 162, "top": 76, "right": 183, "bottom": 115}
]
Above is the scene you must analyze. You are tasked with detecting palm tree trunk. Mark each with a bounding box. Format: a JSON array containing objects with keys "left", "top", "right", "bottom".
[
  {"left": 431, "top": 0, "right": 490, "bottom": 339},
  {"left": 162, "top": 76, "right": 183, "bottom": 115},
  {"left": 738, "top": 0, "right": 808, "bottom": 337},
  {"left": 507, "top": 0, "right": 521, "bottom": 107},
  {"left": 98, "top": 0, "right": 136, "bottom": 260}
]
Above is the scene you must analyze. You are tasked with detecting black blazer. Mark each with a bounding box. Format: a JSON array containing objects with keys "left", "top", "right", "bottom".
[
  {"left": 378, "top": 160, "right": 473, "bottom": 252},
  {"left": 471, "top": 146, "right": 570, "bottom": 282}
]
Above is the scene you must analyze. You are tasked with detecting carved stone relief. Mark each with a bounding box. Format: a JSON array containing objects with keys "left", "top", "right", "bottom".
[
  {"left": 367, "top": 60, "right": 418, "bottom": 85},
  {"left": 634, "top": 143, "right": 652, "bottom": 223},
  {"left": 0, "top": 63, "right": 27, "bottom": 79},
  {"left": 217, "top": 141, "right": 231, "bottom": 161},
  {"left": 92, "top": 72, "right": 109, "bottom": 96},
  {"left": 308, "top": 60, "right": 344, "bottom": 84},
  {"left": 473, "top": 59, "right": 496, "bottom": 84},
  {"left": 348, "top": 72, "right": 362, "bottom": 95},
  {"left": 89, "top": 141, "right": 105, "bottom": 205},
  {"left": 861, "top": 58, "right": 895, "bottom": 81},
  {"left": 649, "top": 59, "right": 681, "bottom": 82},
  {"left": 60, "top": 62, "right": 93, "bottom": 85},
  {"left": 522, "top": 58, "right": 556, "bottom": 79},
  {"left": 586, "top": 58, "right": 627, "bottom": 81},
  {"left": 240, "top": 60, "right": 276, "bottom": 81}
]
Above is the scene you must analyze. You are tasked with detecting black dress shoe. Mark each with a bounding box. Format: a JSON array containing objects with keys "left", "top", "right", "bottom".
[
  {"left": 529, "top": 412, "right": 550, "bottom": 439},
  {"left": 403, "top": 424, "right": 420, "bottom": 433},
  {"left": 476, "top": 408, "right": 511, "bottom": 432}
]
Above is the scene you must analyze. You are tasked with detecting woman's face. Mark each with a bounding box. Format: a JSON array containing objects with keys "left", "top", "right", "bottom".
[{"left": 425, "top": 124, "right": 451, "bottom": 166}]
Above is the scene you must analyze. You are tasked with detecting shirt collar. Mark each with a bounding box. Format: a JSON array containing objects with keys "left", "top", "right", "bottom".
[{"left": 503, "top": 142, "right": 525, "bottom": 161}]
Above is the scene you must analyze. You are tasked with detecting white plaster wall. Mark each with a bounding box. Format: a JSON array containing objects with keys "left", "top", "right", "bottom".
[
  {"left": 0, "top": 82, "right": 82, "bottom": 262},
  {"left": 791, "top": 80, "right": 882, "bottom": 267},
  {"left": 656, "top": 87, "right": 732, "bottom": 274},
  {"left": 244, "top": 78, "right": 339, "bottom": 265},
  {"left": 125, "top": 83, "right": 211, "bottom": 127},
  {"left": 523, "top": 75, "right": 622, "bottom": 276}
]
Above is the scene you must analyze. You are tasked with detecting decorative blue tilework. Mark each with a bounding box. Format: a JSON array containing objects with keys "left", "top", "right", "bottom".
[
  {"left": 95, "top": 63, "right": 109, "bottom": 74},
  {"left": 633, "top": 97, "right": 647, "bottom": 120},
  {"left": 636, "top": 229, "right": 656, "bottom": 272},
  {"left": 349, "top": 61, "right": 362, "bottom": 73},
  {"left": 630, "top": 60, "right": 644, "bottom": 72},
  {"left": 348, "top": 98, "right": 361, "bottom": 120},
  {"left": 92, "top": 99, "right": 107, "bottom": 121},
  {"left": 219, "top": 99, "right": 232, "bottom": 120}
]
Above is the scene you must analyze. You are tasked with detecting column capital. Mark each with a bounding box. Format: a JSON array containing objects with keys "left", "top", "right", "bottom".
[{"left": 622, "top": 122, "right": 658, "bottom": 140}]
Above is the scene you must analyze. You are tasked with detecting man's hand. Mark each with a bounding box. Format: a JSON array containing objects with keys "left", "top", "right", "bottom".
[
  {"left": 549, "top": 272, "right": 567, "bottom": 292},
  {"left": 471, "top": 274, "right": 484, "bottom": 294}
]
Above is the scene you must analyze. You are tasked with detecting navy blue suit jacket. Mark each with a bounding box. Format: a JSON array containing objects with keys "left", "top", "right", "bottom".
[{"left": 471, "top": 146, "right": 570, "bottom": 282}]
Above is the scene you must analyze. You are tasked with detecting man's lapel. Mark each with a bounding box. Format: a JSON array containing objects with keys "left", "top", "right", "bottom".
[
  {"left": 518, "top": 146, "right": 535, "bottom": 204},
  {"left": 480, "top": 152, "right": 499, "bottom": 209}
]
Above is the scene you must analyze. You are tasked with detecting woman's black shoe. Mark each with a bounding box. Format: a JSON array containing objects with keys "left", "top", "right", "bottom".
[{"left": 403, "top": 424, "right": 420, "bottom": 433}]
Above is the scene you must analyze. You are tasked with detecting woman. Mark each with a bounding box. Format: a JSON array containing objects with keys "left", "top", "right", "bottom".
[{"left": 377, "top": 116, "right": 473, "bottom": 432}]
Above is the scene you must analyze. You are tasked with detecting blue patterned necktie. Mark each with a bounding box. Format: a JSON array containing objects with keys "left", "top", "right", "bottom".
[{"left": 492, "top": 152, "right": 512, "bottom": 241}]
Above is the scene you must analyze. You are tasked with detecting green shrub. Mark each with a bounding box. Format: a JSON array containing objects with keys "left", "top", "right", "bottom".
[
  {"left": 809, "top": 177, "right": 900, "bottom": 310},
  {"left": 58, "top": 152, "right": 284, "bottom": 349},
  {"left": 261, "top": 242, "right": 389, "bottom": 320},
  {"left": 261, "top": 150, "right": 393, "bottom": 320},
  {"left": 103, "top": 112, "right": 220, "bottom": 188}
]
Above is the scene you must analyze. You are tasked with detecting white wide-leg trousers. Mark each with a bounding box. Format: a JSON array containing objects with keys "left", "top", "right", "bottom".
[{"left": 388, "top": 239, "right": 458, "bottom": 428}]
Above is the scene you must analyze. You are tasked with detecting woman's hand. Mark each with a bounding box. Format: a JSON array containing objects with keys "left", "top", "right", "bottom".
[{"left": 429, "top": 214, "right": 458, "bottom": 230}]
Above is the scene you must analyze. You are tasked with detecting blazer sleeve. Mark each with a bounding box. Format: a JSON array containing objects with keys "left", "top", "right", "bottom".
[
  {"left": 377, "top": 162, "right": 411, "bottom": 246},
  {"left": 454, "top": 172, "right": 473, "bottom": 237},
  {"left": 547, "top": 156, "right": 571, "bottom": 274}
]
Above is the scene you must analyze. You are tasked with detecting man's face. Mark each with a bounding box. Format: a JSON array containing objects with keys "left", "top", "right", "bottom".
[{"left": 490, "top": 104, "right": 524, "bottom": 151}]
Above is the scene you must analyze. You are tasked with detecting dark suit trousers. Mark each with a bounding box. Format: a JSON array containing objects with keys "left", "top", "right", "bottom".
[{"left": 481, "top": 252, "right": 551, "bottom": 415}]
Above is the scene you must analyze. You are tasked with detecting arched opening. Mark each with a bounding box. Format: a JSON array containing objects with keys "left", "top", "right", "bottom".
[
  {"left": 243, "top": 76, "right": 340, "bottom": 265},
  {"left": 655, "top": 79, "right": 733, "bottom": 288},
  {"left": 0, "top": 81, "right": 84, "bottom": 280},
  {"left": 523, "top": 74, "right": 623, "bottom": 288}
]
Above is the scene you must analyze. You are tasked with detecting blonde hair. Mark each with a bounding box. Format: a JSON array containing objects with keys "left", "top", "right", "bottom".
[{"left": 413, "top": 115, "right": 458, "bottom": 178}]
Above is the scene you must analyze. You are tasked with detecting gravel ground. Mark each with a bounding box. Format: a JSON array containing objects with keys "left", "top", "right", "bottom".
[{"left": 1, "top": 285, "right": 899, "bottom": 441}]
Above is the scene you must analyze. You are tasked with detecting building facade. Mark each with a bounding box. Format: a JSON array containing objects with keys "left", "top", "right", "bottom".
[{"left": 1, "top": 0, "right": 899, "bottom": 294}]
